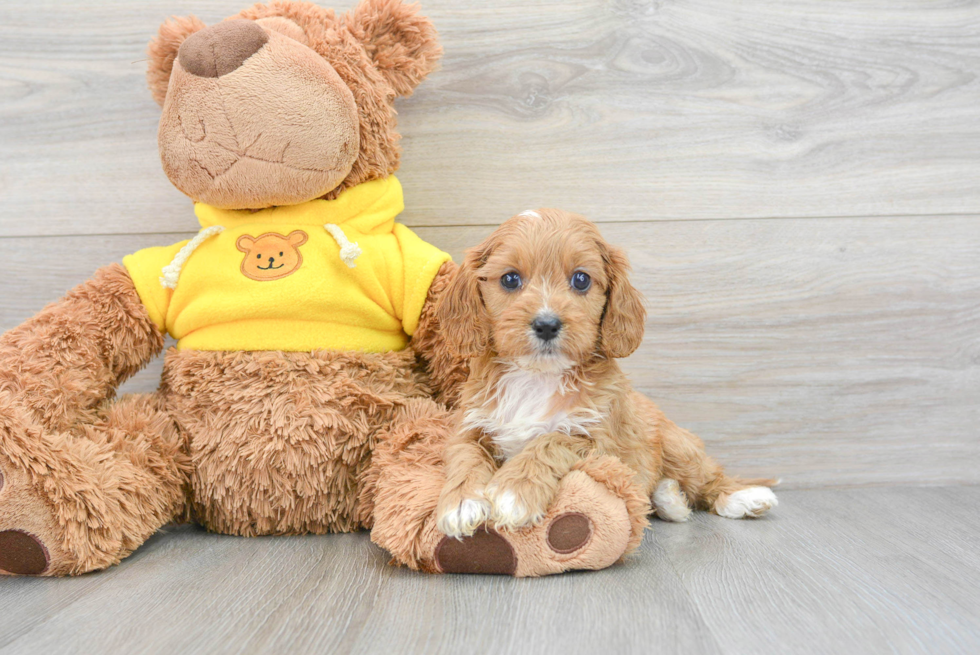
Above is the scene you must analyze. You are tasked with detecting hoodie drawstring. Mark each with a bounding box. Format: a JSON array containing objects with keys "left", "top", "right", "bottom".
[
  {"left": 160, "top": 225, "right": 225, "bottom": 289},
  {"left": 324, "top": 223, "right": 361, "bottom": 268}
]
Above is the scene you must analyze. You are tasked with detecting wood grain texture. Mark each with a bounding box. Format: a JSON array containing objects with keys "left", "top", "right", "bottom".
[
  {"left": 0, "top": 215, "right": 976, "bottom": 489},
  {"left": 1, "top": 0, "right": 980, "bottom": 236},
  {"left": 0, "top": 487, "right": 978, "bottom": 654},
  {"left": 658, "top": 486, "right": 980, "bottom": 655}
]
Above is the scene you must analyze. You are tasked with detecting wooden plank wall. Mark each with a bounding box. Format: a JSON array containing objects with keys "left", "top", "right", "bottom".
[{"left": 0, "top": 0, "right": 977, "bottom": 488}]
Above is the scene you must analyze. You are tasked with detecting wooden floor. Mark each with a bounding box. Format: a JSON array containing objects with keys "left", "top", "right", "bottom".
[
  {"left": 0, "top": 487, "right": 976, "bottom": 654},
  {"left": 1, "top": 0, "right": 979, "bottom": 653}
]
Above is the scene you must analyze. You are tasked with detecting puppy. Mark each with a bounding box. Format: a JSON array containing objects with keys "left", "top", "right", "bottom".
[{"left": 435, "top": 209, "right": 778, "bottom": 538}]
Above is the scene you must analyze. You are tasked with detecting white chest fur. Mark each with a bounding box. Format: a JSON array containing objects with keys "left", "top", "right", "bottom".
[{"left": 463, "top": 366, "right": 600, "bottom": 461}]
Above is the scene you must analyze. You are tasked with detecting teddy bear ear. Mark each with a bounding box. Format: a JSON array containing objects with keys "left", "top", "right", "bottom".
[
  {"left": 287, "top": 230, "right": 309, "bottom": 247},
  {"left": 147, "top": 15, "right": 208, "bottom": 106},
  {"left": 236, "top": 235, "right": 255, "bottom": 253},
  {"left": 344, "top": 0, "right": 443, "bottom": 97}
]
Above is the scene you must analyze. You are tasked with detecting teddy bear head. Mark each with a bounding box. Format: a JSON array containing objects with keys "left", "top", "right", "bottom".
[{"left": 147, "top": 0, "right": 441, "bottom": 210}]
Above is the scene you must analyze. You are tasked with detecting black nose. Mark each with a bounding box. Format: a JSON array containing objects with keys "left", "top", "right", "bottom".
[{"left": 532, "top": 316, "right": 562, "bottom": 341}]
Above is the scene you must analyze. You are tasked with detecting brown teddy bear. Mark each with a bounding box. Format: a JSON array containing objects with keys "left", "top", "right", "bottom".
[{"left": 0, "top": 0, "right": 650, "bottom": 578}]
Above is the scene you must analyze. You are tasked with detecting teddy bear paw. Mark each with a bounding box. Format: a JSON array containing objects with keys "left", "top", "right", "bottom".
[
  {"left": 0, "top": 461, "right": 67, "bottom": 576},
  {"left": 432, "top": 470, "right": 632, "bottom": 577}
]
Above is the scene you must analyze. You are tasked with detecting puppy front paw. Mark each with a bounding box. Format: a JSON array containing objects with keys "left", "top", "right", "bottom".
[
  {"left": 486, "top": 482, "right": 551, "bottom": 531},
  {"left": 437, "top": 496, "right": 493, "bottom": 539}
]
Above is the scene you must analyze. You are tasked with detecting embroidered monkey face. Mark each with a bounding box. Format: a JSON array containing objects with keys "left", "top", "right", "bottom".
[{"left": 236, "top": 230, "right": 308, "bottom": 281}]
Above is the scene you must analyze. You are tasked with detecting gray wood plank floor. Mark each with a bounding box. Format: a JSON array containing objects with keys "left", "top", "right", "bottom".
[{"left": 1, "top": 487, "right": 977, "bottom": 655}]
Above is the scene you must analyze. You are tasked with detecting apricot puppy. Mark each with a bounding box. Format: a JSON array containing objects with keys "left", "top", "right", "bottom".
[{"left": 435, "top": 209, "right": 778, "bottom": 538}]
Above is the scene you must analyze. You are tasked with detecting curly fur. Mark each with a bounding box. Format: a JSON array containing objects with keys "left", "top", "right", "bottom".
[
  {"left": 435, "top": 210, "right": 778, "bottom": 539},
  {"left": 411, "top": 260, "right": 469, "bottom": 407}
]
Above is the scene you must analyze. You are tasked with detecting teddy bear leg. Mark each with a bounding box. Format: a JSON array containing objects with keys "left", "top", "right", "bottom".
[
  {"left": 0, "top": 392, "right": 188, "bottom": 576},
  {"left": 366, "top": 399, "right": 650, "bottom": 577}
]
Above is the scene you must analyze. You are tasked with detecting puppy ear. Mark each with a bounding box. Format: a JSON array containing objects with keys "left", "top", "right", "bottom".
[
  {"left": 436, "top": 245, "right": 492, "bottom": 360},
  {"left": 147, "top": 15, "right": 207, "bottom": 106},
  {"left": 344, "top": 0, "right": 442, "bottom": 97},
  {"left": 600, "top": 243, "right": 646, "bottom": 359}
]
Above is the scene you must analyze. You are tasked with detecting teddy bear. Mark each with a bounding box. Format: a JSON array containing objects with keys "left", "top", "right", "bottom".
[{"left": 0, "top": 0, "right": 650, "bottom": 578}]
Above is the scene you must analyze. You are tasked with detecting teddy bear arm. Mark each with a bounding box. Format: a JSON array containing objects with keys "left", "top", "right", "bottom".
[
  {"left": 410, "top": 260, "right": 469, "bottom": 407},
  {"left": 0, "top": 263, "right": 165, "bottom": 433}
]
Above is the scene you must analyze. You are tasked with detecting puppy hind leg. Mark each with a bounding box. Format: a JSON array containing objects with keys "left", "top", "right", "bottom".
[
  {"left": 712, "top": 482, "right": 779, "bottom": 519},
  {"left": 658, "top": 416, "right": 777, "bottom": 519}
]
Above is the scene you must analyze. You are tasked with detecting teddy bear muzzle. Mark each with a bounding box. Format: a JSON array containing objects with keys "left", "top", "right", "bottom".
[{"left": 158, "top": 24, "right": 361, "bottom": 210}]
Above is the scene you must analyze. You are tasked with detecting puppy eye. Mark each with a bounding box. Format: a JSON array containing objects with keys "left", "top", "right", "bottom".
[
  {"left": 570, "top": 271, "right": 592, "bottom": 292},
  {"left": 500, "top": 272, "right": 523, "bottom": 291}
]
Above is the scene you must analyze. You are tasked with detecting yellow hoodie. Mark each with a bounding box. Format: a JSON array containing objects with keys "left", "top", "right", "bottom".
[{"left": 123, "top": 176, "right": 451, "bottom": 353}]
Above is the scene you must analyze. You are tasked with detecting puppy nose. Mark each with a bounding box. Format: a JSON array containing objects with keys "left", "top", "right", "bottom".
[
  {"left": 178, "top": 20, "right": 269, "bottom": 78},
  {"left": 532, "top": 316, "right": 562, "bottom": 341}
]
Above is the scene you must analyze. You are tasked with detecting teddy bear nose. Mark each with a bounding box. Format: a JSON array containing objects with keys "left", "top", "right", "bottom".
[{"left": 178, "top": 20, "right": 269, "bottom": 78}]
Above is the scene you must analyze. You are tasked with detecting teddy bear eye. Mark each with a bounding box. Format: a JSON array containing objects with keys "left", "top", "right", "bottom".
[
  {"left": 279, "top": 252, "right": 284, "bottom": 257},
  {"left": 570, "top": 271, "right": 592, "bottom": 292},
  {"left": 256, "top": 253, "right": 261, "bottom": 259},
  {"left": 500, "top": 272, "right": 522, "bottom": 291}
]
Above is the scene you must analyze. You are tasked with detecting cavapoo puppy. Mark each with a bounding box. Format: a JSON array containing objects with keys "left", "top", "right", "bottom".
[{"left": 435, "top": 209, "right": 778, "bottom": 538}]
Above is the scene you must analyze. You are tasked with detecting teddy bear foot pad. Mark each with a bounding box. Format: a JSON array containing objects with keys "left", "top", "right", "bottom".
[
  {"left": 0, "top": 530, "right": 49, "bottom": 575},
  {"left": 0, "top": 463, "right": 66, "bottom": 576},
  {"left": 435, "top": 527, "right": 517, "bottom": 575}
]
